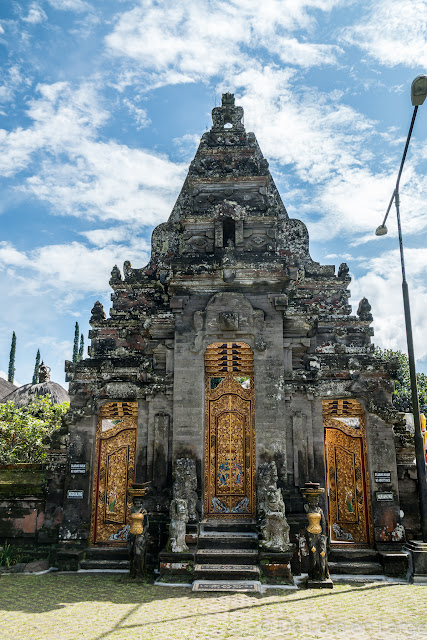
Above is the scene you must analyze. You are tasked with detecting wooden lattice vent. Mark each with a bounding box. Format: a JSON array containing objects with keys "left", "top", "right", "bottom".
[
  {"left": 99, "top": 401, "right": 138, "bottom": 420},
  {"left": 322, "top": 398, "right": 364, "bottom": 418},
  {"left": 205, "top": 342, "right": 254, "bottom": 375}
]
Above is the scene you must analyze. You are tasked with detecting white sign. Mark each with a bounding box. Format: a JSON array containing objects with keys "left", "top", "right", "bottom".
[
  {"left": 67, "top": 490, "right": 84, "bottom": 499},
  {"left": 71, "top": 463, "right": 86, "bottom": 474}
]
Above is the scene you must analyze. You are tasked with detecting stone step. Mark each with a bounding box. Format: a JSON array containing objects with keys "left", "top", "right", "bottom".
[
  {"left": 196, "top": 548, "right": 259, "bottom": 564},
  {"left": 84, "top": 546, "right": 129, "bottom": 561},
  {"left": 197, "top": 532, "right": 258, "bottom": 549},
  {"left": 192, "top": 579, "right": 261, "bottom": 593},
  {"left": 194, "top": 563, "right": 260, "bottom": 580},
  {"left": 328, "top": 548, "right": 378, "bottom": 563},
  {"left": 80, "top": 559, "right": 130, "bottom": 571},
  {"left": 201, "top": 519, "right": 257, "bottom": 533},
  {"left": 329, "top": 561, "right": 383, "bottom": 575}
]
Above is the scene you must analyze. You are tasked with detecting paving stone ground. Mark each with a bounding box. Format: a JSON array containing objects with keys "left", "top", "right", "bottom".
[{"left": 0, "top": 574, "right": 426, "bottom": 640}]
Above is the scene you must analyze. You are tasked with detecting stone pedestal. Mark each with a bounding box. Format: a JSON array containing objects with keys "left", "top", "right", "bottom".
[
  {"left": 404, "top": 540, "right": 427, "bottom": 583},
  {"left": 259, "top": 548, "right": 294, "bottom": 585},
  {"left": 305, "top": 577, "right": 333, "bottom": 589}
]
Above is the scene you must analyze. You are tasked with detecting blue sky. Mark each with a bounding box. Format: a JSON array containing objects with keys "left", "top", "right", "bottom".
[{"left": 1, "top": 0, "right": 427, "bottom": 386}]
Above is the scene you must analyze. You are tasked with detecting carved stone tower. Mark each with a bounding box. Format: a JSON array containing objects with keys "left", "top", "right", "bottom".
[{"left": 61, "top": 94, "right": 410, "bottom": 576}]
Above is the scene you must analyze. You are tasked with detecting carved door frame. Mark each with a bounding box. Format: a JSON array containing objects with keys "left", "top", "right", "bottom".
[
  {"left": 323, "top": 399, "right": 373, "bottom": 547},
  {"left": 204, "top": 342, "right": 255, "bottom": 518},
  {"left": 90, "top": 401, "right": 138, "bottom": 545}
]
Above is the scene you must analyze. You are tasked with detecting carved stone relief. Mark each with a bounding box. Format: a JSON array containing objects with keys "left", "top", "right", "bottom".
[{"left": 191, "top": 292, "right": 266, "bottom": 352}]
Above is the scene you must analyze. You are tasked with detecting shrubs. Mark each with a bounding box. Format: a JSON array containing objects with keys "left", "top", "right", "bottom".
[{"left": 0, "top": 395, "right": 69, "bottom": 464}]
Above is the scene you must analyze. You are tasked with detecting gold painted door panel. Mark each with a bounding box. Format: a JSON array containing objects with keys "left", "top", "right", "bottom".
[
  {"left": 324, "top": 416, "right": 372, "bottom": 545},
  {"left": 204, "top": 374, "right": 255, "bottom": 517},
  {"left": 91, "top": 402, "right": 137, "bottom": 544}
]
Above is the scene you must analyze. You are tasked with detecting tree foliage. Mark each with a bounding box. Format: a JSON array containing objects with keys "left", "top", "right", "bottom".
[
  {"left": 72, "top": 322, "right": 80, "bottom": 363},
  {"left": 0, "top": 395, "right": 69, "bottom": 464},
  {"left": 78, "top": 333, "right": 84, "bottom": 362},
  {"left": 32, "top": 349, "right": 41, "bottom": 385},
  {"left": 376, "top": 347, "right": 427, "bottom": 414},
  {"left": 8, "top": 332, "right": 16, "bottom": 384}
]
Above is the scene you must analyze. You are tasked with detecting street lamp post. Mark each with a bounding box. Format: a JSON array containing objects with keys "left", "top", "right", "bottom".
[{"left": 375, "top": 75, "right": 427, "bottom": 542}]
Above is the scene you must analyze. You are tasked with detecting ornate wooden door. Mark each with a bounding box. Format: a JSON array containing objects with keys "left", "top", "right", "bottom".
[
  {"left": 323, "top": 399, "right": 373, "bottom": 546},
  {"left": 204, "top": 342, "right": 255, "bottom": 517},
  {"left": 91, "top": 401, "right": 138, "bottom": 544}
]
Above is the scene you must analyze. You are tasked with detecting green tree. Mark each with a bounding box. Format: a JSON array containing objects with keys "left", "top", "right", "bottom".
[
  {"left": 7, "top": 332, "right": 16, "bottom": 384},
  {"left": 0, "top": 395, "right": 69, "bottom": 464},
  {"left": 72, "top": 322, "right": 79, "bottom": 363},
  {"left": 32, "top": 349, "right": 41, "bottom": 385},
  {"left": 376, "top": 347, "right": 427, "bottom": 414},
  {"left": 78, "top": 333, "right": 84, "bottom": 362}
]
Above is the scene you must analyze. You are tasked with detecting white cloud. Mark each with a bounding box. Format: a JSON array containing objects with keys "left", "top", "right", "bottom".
[
  {"left": 342, "top": 0, "right": 427, "bottom": 68},
  {"left": 105, "top": 0, "right": 344, "bottom": 86},
  {"left": 47, "top": 0, "right": 91, "bottom": 12},
  {"left": 22, "top": 3, "right": 47, "bottom": 24},
  {"left": 122, "top": 98, "right": 150, "bottom": 129},
  {"left": 0, "top": 65, "right": 32, "bottom": 105},
  {"left": 351, "top": 247, "right": 427, "bottom": 361},
  {"left": 0, "top": 81, "right": 186, "bottom": 225},
  {"left": 0, "top": 238, "right": 151, "bottom": 296}
]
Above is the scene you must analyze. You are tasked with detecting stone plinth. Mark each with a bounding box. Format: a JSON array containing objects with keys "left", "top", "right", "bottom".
[
  {"left": 259, "top": 549, "right": 294, "bottom": 584},
  {"left": 404, "top": 540, "right": 427, "bottom": 583},
  {"left": 158, "top": 549, "right": 195, "bottom": 582}
]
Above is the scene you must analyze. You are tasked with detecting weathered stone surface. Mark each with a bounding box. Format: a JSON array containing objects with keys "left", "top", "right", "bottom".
[{"left": 58, "top": 92, "right": 416, "bottom": 569}]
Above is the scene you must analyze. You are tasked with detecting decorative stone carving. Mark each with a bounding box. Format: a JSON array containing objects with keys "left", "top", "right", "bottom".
[
  {"left": 301, "top": 482, "right": 331, "bottom": 586},
  {"left": 260, "top": 486, "right": 291, "bottom": 552},
  {"left": 90, "top": 301, "right": 106, "bottom": 324},
  {"left": 257, "top": 461, "right": 291, "bottom": 552},
  {"left": 357, "top": 297, "right": 373, "bottom": 322},
  {"left": 219, "top": 311, "right": 239, "bottom": 331},
  {"left": 38, "top": 361, "right": 51, "bottom": 383},
  {"left": 338, "top": 262, "right": 349, "bottom": 278},
  {"left": 257, "top": 461, "right": 278, "bottom": 518},
  {"left": 173, "top": 458, "right": 198, "bottom": 522},
  {"left": 110, "top": 264, "right": 122, "bottom": 284},
  {"left": 169, "top": 496, "right": 189, "bottom": 553},
  {"left": 191, "top": 292, "right": 266, "bottom": 352}
]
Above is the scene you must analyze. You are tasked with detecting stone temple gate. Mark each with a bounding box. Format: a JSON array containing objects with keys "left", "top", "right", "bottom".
[{"left": 61, "top": 94, "right": 411, "bottom": 582}]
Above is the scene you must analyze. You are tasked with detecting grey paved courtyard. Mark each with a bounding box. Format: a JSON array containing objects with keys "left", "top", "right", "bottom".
[{"left": 0, "top": 574, "right": 426, "bottom": 640}]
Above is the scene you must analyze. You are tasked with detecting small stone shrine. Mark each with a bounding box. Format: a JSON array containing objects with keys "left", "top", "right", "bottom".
[{"left": 60, "top": 93, "right": 413, "bottom": 584}]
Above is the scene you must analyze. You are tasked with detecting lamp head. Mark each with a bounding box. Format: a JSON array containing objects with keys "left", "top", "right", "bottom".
[
  {"left": 411, "top": 75, "right": 427, "bottom": 106},
  {"left": 375, "top": 224, "right": 388, "bottom": 236}
]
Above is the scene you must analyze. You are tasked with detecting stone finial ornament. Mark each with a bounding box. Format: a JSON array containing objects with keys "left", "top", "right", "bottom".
[
  {"left": 211, "top": 93, "right": 244, "bottom": 131},
  {"left": 90, "top": 301, "right": 106, "bottom": 324},
  {"left": 110, "top": 264, "right": 122, "bottom": 284},
  {"left": 38, "top": 361, "right": 51, "bottom": 383},
  {"left": 357, "top": 297, "right": 373, "bottom": 322},
  {"left": 338, "top": 262, "right": 349, "bottom": 278}
]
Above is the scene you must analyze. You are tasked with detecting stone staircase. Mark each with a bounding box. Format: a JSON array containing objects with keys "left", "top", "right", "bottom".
[
  {"left": 192, "top": 519, "right": 261, "bottom": 592},
  {"left": 328, "top": 548, "right": 383, "bottom": 576},
  {"left": 79, "top": 546, "right": 129, "bottom": 571}
]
